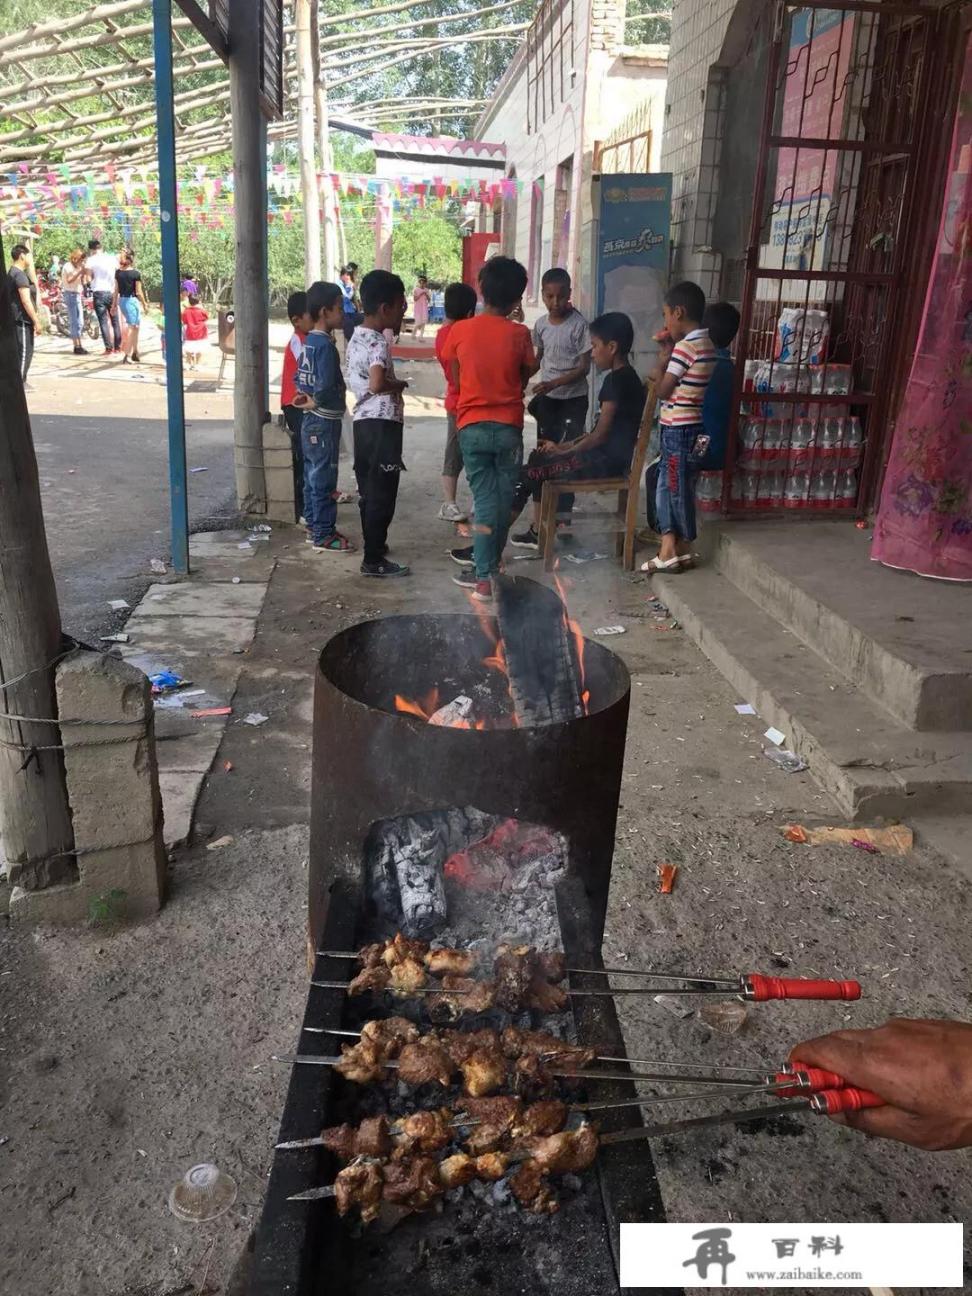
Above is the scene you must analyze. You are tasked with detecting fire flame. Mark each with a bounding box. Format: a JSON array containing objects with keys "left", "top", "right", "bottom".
[{"left": 394, "top": 688, "right": 440, "bottom": 721}]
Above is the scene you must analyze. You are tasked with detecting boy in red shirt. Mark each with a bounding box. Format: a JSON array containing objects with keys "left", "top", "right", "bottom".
[
  {"left": 440, "top": 257, "right": 537, "bottom": 601},
  {"left": 280, "top": 290, "right": 313, "bottom": 524},
  {"left": 180, "top": 294, "right": 209, "bottom": 371},
  {"left": 434, "top": 281, "right": 477, "bottom": 522}
]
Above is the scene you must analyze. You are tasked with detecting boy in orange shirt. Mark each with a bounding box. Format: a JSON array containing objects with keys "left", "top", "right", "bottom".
[{"left": 439, "top": 257, "right": 537, "bottom": 601}]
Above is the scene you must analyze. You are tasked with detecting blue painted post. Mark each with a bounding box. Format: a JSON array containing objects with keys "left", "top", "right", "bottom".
[{"left": 152, "top": 0, "right": 189, "bottom": 574}]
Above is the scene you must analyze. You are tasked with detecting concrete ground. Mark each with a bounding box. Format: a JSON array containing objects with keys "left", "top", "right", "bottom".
[{"left": 1, "top": 357, "right": 969, "bottom": 1295}]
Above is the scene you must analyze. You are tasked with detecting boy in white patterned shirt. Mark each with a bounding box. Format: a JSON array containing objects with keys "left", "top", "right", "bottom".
[{"left": 346, "top": 270, "right": 410, "bottom": 577}]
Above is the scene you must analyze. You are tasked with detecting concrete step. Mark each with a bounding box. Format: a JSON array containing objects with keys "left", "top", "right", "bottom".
[
  {"left": 711, "top": 521, "right": 972, "bottom": 732},
  {"left": 654, "top": 566, "right": 972, "bottom": 820}
]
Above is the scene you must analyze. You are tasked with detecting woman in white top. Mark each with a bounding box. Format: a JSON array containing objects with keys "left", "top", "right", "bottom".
[{"left": 60, "top": 248, "right": 88, "bottom": 356}]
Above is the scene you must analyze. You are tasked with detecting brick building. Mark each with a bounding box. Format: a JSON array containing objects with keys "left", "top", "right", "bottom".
[{"left": 475, "top": 0, "right": 668, "bottom": 315}]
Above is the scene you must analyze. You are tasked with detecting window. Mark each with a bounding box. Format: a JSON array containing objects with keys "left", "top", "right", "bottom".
[
  {"left": 526, "top": 0, "right": 575, "bottom": 133},
  {"left": 552, "top": 157, "right": 572, "bottom": 268}
]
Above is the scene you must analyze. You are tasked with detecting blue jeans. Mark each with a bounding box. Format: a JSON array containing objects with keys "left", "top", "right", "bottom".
[
  {"left": 301, "top": 414, "right": 342, "bottom": 543},
  {"left": 656, "top": 424, "right": 701, "bottom": 542},
  {"left": 459, "top": 420, "right": 523, "bottom": 580},
  {"left": 64, "top": 290, "right": 83, "bottom": 340}
]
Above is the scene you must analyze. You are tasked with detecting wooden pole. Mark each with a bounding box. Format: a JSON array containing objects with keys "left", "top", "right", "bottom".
[
  {"left": 0, "top": 237, "right": 76, "bottom": 891},
  {"left": 311, "top": 0, "right": 338, "bottom": 281},
  {"left": 229, "top": 0, "right": 268, "bottom": 513},
  {"left": 295, "top": 0, "right": 322, "bottom": 286}
]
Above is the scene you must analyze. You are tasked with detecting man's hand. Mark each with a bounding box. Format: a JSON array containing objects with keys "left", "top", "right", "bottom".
[
  {"left": 791, "top": 1018, "right": 972, "bottom": 1150},
  {"left": 292, "top": 392, "right": 311, "bottom": 408},
  {"left": 536, "top": 439, "right": 559, "bottom": 455},
  {"left": 533, "top": 380, "right": 553, "bottom": 396}
]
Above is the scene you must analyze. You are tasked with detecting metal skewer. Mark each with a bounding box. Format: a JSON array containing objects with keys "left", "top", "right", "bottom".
[
  {"left": 311, "top": 979, "right": 767, "bottom": 999},
  {"left": 304, "top": 1027, "right": 767, "bottom": 1078},
  {"left": 306, "top": 1028, "right": 769, "bottom": 1087},
  {"left": 271, "top": 1054, "right": 789, "bottom": 1091}
]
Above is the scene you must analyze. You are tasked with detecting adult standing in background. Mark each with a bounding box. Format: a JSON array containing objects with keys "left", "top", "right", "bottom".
[
  {"left": 60, "top": 247, "right": 89, "bottom": 356},
  {"left": 8, "top": 243, "right": 41, "bottom": 385},
  {"left": 86, "top": 237, "right": 121, "bottom": 355},
  {"left": 112, "top": 248, "right": 149, "bottom": 364},
  {"left": 412, "top": 274, "right": 431, "bottom": 339}
]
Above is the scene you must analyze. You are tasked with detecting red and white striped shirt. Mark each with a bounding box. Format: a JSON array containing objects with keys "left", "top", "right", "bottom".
[{"left": 660, "top": 327, "right": 716, "bottom": 427}]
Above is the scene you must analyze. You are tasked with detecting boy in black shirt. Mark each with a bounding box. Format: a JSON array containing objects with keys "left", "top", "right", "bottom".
[{"left": 510, "top": 312, "right": 646, "bottom": 547}]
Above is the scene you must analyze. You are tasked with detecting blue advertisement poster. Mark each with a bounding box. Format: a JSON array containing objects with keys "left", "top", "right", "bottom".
[{"left": 596, "top": 174, "right": 672, "bottom": 378}]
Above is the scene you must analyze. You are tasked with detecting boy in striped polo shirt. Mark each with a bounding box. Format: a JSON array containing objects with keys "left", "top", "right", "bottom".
[{"left": 645, "top": 280, "right": 715, "bottom": 572}]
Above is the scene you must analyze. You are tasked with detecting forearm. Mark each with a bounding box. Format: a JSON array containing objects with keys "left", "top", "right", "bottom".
[{"left": 546, "top": 359, "right": 590, "bottom": 390}]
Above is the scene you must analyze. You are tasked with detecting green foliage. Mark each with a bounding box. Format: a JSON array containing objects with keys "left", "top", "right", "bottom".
[
  {"left": 389, "top": 214, "right": 461, "bottom": 284},
  {"left": 88, "top": 888, "right": 128, "bottom": 924},
  {"left": 624, "top": 0, "right": 673, "bottom": 46}
]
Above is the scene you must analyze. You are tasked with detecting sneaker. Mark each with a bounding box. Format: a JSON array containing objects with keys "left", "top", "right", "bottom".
[
  {"left": 448, "top": 545, "right": 474, "bottom": 566},
  {"left": 451, "top": 568, "right": 492, "bottom": 600},
  {"left": 312, "top": 532, "right": 355, "bottom": 553},
  {"left": 511, "top": 526, "right": 540, "bottom": 550},
  {"left": 73, "top": 346, "right": 88, "bottom": 356},
  {"left": 438, "top": 501, "right": 468, "bottom": 522},
  {"left": 361, "top": 559, "right": 409, "bottom": 577},
  {"left": 122, "top": 356, "right": 131, "bottom": 365},
  {"left": 103, "top": 348, "right": 114, "bottom": 356},
  {"left": 298, "top": 516, "right": 307, "bottom": 527},
  {"left": 112, "top": 347, "right": 123, "bottom": 355}
]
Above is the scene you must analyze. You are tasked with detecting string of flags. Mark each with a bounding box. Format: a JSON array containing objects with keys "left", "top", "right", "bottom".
[{"left": 0, "top": 161, "right": 538, "bottom": 234}]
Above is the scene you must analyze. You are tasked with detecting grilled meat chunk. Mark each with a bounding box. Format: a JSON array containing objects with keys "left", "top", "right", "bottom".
[
  {"left": 493, "top": 944, "right": 537, "bottom": 1012},
  {"left": 428, "top": 976, "right": 496, "bottom": 1020},
  {"left": 334, "top": 1039, "right": 386, "bottom": 1085},
  {"left": 524, "top": 973, "right": 569, "bottom": 1014},
  {"left": 458, "top": 1096, "right": 523, "bottom": 1129},
  {"left": 380, "top": 1155, "right": 442, "bottom": 1210},
  {"left": 381, "top": 933, "right": 431, "bottom": 968},
  {"left": 391, "top": 1109, "right": 452, "bottom": 1157},
  {"left": 439, "top": 1027, "right": 502, "bottom": 1066},
  {"left": 387, "top": 957, "right": 428, "bottom": 995},
  {"left": 360, "top": 1016, "right": 419, "bottom": 1056},
  {"left": 355, "top": 1115, "right": 393, "bottom": 1159},
  {"left": 460, "top": 1046, "right": 507, "bottom": 1097},
  {"left": 424, "top": 948, "right": 477, "bottom": 977},
  {"left": 523, "top": 1124, "right": 598, "bottom": 1174},
  {"left": 357, "top": 942, "right": 386, "bottom": 969},
  {"left": 334, "top": 1158, "right": 384, "bottom": 1223},
  {"left": 347, "top": 964, "right": 391, "bottom": 996},
  {"left": 397, "top": 1038, "right": 455, "bottom": 1088},
  {"left": 473, "top": 1152, "right": 509, "bottom": 1181},
  {"left": 510, "top": 1160, "right": 559, "bottom": 1214},
  {"left": 438, "top": 1153, "right": 477, "bottom": 1189},
  {"left": 320, "top": 1122, "right": 356, "bottom": 1160},
  {"left": 501, "top": 1026, "right": 595, "bottom": 1069},
  {"left": 535, "top": 950, "right": 567, "bottom": 983},
  {"left": 514, "top": 1100, "right": 569, "bottom": 1138}
]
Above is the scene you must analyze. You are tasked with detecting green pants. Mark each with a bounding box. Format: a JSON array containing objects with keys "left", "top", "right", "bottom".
[{"left": 458, "top": 420, "right": 524, "bottom": 580}]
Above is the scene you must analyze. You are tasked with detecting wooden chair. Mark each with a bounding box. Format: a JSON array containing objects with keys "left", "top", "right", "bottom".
[{"left": 539, "top": 381, "right": 657, "bottom": 571}]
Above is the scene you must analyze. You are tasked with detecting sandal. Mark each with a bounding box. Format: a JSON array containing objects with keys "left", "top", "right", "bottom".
[
  {"left": 640, "top": 555, "right": 682, "bottom": 573},
  {"left": 677, "top": 553, "right": 698, "bottom": 569},
  {"left": 312, "top": 532, "right": 355, "bottom": 553}
]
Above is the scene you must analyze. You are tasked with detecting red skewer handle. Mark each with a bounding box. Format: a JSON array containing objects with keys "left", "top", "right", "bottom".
[
  {"left": 770, "top": 1068, "right": 847, "bottom": 1096},
  {"left": 744, "top": 975, "right": 862, "bottom": 1001},
  {"left": 811, "top": 1087, "right": 884, "bottom": 1115}
]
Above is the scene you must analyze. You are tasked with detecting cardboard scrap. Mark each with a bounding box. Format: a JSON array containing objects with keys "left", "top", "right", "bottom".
[
  {"left": 206, "top": 835, "right": 234, "bottom": 851},
  {"left": 764, "top": 726, "right": 786, "bottom": 746},
  {"left": 191, "top": 706, "right": 232, "bottom": 718},
  {"left": 781, "top": 824, "right": 912, "bottom": 856},
  {"left": 657, "top": 863, "right": 678, "bottom": 894}
]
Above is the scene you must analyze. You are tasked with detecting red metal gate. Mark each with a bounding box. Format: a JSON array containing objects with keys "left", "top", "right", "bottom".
[{"left": 722, "top": 0, "right": 955, "bottom": 517}]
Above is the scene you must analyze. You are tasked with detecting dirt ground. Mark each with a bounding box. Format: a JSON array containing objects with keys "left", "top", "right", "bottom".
[{"left": 1, "top": 356, "right": 970, "bottom": 1295}]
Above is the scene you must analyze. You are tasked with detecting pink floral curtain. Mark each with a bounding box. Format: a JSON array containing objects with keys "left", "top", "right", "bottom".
[{"left": 872, "top": 37, "right": 972, "bottom": 581}]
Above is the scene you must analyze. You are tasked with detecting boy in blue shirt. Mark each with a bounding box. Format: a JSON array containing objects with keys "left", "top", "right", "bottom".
[{"left": 293, "top": 281, "right": 353, "bottom": 552}]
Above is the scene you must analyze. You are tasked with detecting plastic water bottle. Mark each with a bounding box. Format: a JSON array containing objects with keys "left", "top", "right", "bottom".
[
  {"left": 763, "top": 418, "right": 784, "bottom": 450},
  {"left": 818, "top": 417, "right": 843, "bottom": 450},
  {"left": 741, "top": 470, "right": 760, "bottom": 507},
  {"left": 836, "top": 468, "right": 858, "bottom": 507},
  {"left": 790, "top": 418, "right": 815, "bottom": 449},
  {"left": 810, "top": 468, "right": 837, "bottom": 504},
  {"left": 758, "top": 469, "right": 785, "bottom": 508},
  {"left": 844, "top": 416, "right": 863, "bottom": 448},
  {"left": 784, "top": 468, "right": 810, "bottom": 508}
]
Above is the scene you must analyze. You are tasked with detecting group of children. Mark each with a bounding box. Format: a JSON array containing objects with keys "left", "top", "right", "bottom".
[
  {"left": 279, "top": 255, "right": 739, "bottom": 596},
  {"left": 281, "top": 270, "right": 411, "bottom": 578}
]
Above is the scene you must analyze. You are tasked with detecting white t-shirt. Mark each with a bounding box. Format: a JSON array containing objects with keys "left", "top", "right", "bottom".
[
  {"left": 86, "top": 251, "right": 118, "bottom": 294},
  {"left": 346, "top": 326, "right": 404, "bottom": 423}
]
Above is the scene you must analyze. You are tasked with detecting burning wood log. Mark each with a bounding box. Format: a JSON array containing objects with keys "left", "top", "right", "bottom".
[{"left": 493, "top": 575, "right": 584, "bottom": 727}]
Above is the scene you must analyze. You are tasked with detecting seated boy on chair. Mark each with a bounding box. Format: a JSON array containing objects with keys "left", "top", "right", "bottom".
[{"left": 509, "top": 312, "right": 646, "bottom": 550}]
